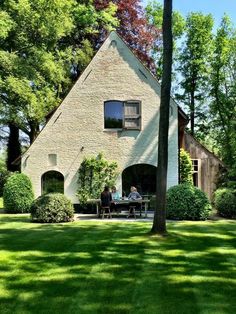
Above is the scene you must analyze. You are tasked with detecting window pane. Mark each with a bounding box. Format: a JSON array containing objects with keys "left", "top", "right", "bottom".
[
  {"left": 104, "top": 101, "right": 123, "bottom": 128},
  {"left": 124, "top": 118, "right": 140, "bottom": 128},
  {"left": 192, "top": 160, "right": 198, "bottom": 172},
  {"left": 42, "top": 171, "right": 64, "bottom": 194},
  {"left": 125, "top": 103, "right": 140, "bottom": 115}
]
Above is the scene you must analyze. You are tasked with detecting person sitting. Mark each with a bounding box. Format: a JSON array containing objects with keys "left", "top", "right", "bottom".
[
  {"left": 128, "top": 186, "right": 142, "bottom": 200},
  {"left": 127, "top": 186, "right": 142, "bottom": 218},
  {"left": 111, "top": 186, "right": 120, "bottom": 200},
  {"left": 100, "top": 186, "right": 112, "bottom": 218},
  {"left": 111, "top": 186, "right": 121, "bottom": 213}
]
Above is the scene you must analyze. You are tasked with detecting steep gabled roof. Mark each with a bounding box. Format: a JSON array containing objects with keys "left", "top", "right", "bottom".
[{"left": 20, "top": 31, "right": 186, "bottom": 160}]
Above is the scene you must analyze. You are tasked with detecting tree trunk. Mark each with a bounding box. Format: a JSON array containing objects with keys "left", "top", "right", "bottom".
[
  {"left": 7, "top": 123, "right": 21, "bottom": 172},
  {"left": 151, "top": 0, "right": 173, "bottom": 234},
  {"left": 190, "top": 87, "right": 195, "bottom": 135},
  {"left": 28, "top": 121, "right": 40, "bottom": 144}
]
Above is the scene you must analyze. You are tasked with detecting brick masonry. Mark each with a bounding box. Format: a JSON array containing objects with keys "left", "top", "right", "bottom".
[{"left": 22, "top": 32, "right": 179, "bottom": 203}]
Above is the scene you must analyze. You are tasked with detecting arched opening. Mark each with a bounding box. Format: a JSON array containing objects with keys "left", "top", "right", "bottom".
[
  {"left": 122, "top": 164, "right": 156, "bottom": 197},
  {"left": 41, "top": 171, "right": 64, "bottom": 195}
]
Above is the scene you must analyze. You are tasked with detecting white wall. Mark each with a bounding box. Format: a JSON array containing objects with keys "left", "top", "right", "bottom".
[{"left": 22, "top": 32, "right": 178, "bottom": 203}]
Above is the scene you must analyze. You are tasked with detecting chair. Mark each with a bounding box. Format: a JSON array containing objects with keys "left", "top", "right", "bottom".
[{"left": 101, "top": 206, "right": 112, "bottom": 219}]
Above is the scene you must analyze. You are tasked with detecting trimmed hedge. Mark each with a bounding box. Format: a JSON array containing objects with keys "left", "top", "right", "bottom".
[
  {"left": 166, "top": 183, "right": 212, "bottom": 220},
  {"left": 31, "top": 193, "right": 74, "bottom": 223},
  {"left": 214, "top": 188, "right": 236, "bottom": 218},
  {"left": 3, "top": 173, "right": 34, "bottom": 213}
]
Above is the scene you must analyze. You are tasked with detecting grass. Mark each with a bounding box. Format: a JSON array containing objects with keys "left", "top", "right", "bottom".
[{"left": 0, "top": 215, "right": 235, "bottom": 314}]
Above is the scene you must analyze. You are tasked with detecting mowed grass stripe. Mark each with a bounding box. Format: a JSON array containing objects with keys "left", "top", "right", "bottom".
[{"left": 0, "top": 215, "right": 235, "bottom": 314}]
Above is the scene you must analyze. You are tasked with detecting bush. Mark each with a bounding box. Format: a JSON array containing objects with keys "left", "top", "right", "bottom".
[
  {"left": 31, "top": 193, "right": 74, "bottom": 223},
  {"left": 0, "top": 170, "right": 11, "bottom": 197},
  {"left": 214, "top": 188, "right": 236, "bottom": 218},
  {"left": 179, "top": 148, "right": 193, "bottom": 184},
  {"left": 166, "top": 183, "right": 212, "bottom": 220},
  {"left": 3, "top": 173, "right": 34, "bottom": 213}
]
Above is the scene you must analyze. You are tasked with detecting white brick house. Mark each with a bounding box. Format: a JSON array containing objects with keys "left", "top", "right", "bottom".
[{"left": 21, "top": 31, "right": 179, "bottom": 203}]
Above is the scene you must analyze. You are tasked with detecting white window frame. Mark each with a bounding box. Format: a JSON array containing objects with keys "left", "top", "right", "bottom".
[{"left": 191, "top": 159, "right": 201, "bottom": 188}]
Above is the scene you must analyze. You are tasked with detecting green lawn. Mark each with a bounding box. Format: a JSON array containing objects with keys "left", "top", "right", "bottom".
[{"left": 0, "top": 215, "right": 235, "bottom": 314}]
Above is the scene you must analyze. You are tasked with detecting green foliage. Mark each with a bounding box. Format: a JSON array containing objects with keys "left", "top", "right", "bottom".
[
  {"left": 176, "top": 12, "right": 214, "bottom": 135},
  {"left": 0, "top": 0, "right": 118, "bottom": 145},
  {"left": 77, "top": 153, "right": 118, "bottom": 205},
  {"left": 31, "top": 193, "right": 74, "bottom": 223},
  {"left": 0, "top": 151, "right": 10, "bottom": 196},
  {"left": 209, "top": 15, "right": 236, "bottom": 168},
  {"left": 167, "top": 183, "right": 212, "bottom": 220},
  {"left": 179, "top": 148, "right": 193, "bottom": 184},
  {"left": 217, "top": 167, "right": 236, "bottom": 189},
  {"left": 0, "top": 170, "right": 11, "bottom": 197},
  {"left": 3, "top": 173, "right": 34, "bottom": 213},
  {"left": 214, "top": 188, "right": 236, "bottom": 218},
  {"left": 145, "top": 0, "right": 185, "bottom": 79}
]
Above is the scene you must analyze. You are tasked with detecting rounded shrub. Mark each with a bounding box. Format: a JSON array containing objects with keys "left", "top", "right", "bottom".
[
  {"left": 214, "top": 188, "right": 236, "bottom": 218},
  {"left": 166, "top": 183, "right": 212, "bottom": 220},
  {"left": 31, "top": 193, "right": 74, "bottom": 223},
  {"left": 0, "top": 169, "right": 11, "bottom": 197},
  {"left": 3, "top": 173, "right": 34, "bottom": 213}
]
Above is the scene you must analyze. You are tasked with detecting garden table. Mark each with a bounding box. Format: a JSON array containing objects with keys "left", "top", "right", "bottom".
[{"left": 88, "top": 199, "right": 150, "bottom": 218}]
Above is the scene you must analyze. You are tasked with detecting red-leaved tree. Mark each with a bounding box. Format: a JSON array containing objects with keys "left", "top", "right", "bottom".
[{"left": 94, "top": 0, "right": 160, "bottom": 72}]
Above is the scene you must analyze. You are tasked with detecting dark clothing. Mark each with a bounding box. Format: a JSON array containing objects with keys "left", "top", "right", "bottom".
[{"left": 101, "top": 191, "right": 112, "bottom": 207}]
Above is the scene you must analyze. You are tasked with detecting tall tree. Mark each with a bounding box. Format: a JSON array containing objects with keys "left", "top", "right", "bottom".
[
  {"left": 6, "top": 123, "right": 21, "bottom": 172},
  {"left": 209, "top": 15, "right": 236, "bottom": 168},
  {"left": 94, "top": 0, "right": 159, "bottom": 71},
  {"left": 176, "top": 13, "right": 213, "bottom": 136},
  {"left": 151, "top": 0, "right": 173, "bottom": 234},
  {"left": 0, "top": 0, "right": 117, "bottom": 170},
  {"left": 145, "top": 0, "right": 185, "bottom": 80},
  {"left": 0, "top": 0, "right": 76, "bottom": 154}
]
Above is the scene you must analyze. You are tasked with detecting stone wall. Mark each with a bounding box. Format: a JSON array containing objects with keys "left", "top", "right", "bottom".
[{"left": 22, "top": 32, "right": 179, "bottom": 203}]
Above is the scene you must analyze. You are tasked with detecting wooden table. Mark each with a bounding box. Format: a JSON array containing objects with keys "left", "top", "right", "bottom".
[{"left": 88, "top": 199, "right": 150, "bottom": 218}]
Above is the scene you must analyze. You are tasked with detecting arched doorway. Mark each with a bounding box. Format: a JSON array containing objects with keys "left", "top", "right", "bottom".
[
  {"left": 122, "top": 164, "right": 156, "bottom": 196},
  {"left": 41, "top": 171, "right": 64, "bottom": 194}
]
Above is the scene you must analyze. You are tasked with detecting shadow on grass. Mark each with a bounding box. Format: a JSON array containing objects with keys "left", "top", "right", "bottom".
[{"left": 0, "top": 215, "right": 235, "bottom": 314}]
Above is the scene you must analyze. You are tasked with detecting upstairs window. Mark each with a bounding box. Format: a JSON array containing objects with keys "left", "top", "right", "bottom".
[
  {"left": 104, "top": 100, "right": 141, "bottom": 130},
  {"left": 104, "top": 100, "right": 123, "bottom": 128}
]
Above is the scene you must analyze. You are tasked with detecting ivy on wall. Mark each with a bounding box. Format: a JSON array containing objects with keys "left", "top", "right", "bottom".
[{"left": 77, "top": 153, "right": 118, "bottom": 204}]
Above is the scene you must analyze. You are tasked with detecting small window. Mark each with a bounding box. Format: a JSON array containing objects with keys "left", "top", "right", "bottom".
[
  {"left": 48, "top": 154, "right": 57, "bottom": 166},
  {"left": 104, "top": 100, "right": 141, "bottom": 130},
  {"left": 192, "top": 159, "right": 198, "bottom": 172},
  {"left": 191, "top": 159, "right": 199, "bottom": 187}
]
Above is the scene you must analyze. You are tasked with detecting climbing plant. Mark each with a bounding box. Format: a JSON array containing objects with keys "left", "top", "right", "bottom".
[
  {"left": 77, "top": 153, "right": 118, "bottom": 205},
  {"left": 179, "top": 148, "right": 193, "bottom": 184}
]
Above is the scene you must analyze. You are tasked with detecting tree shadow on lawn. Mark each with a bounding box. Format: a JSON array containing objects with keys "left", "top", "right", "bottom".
[{"left": 0, "top": 217, "right": 235, "bottom": 314}]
